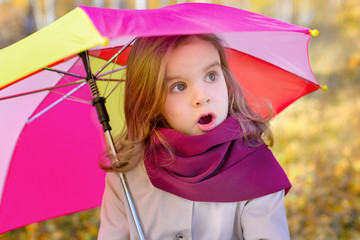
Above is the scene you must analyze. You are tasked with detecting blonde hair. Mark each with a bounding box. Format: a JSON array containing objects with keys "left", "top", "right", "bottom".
[{"left": 101, "top": 34, "right": 273, "bottom": 172}]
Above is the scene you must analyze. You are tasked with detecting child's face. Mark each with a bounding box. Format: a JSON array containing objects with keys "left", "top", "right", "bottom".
[{"left": 161, "top": 37, "right": 229, "bottom": 136}]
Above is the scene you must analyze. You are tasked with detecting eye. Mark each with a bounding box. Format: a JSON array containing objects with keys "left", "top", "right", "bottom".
[
  {"left": 170, "top": 82, "right": 187, "bottom": 92},
  {"left": 206, "top": 72, "right": 217, "bottom": 82}
]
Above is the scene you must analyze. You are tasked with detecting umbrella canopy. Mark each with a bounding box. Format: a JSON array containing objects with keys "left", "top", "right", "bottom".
[{"left": 0, "top": 3, "right": 321, "bottom": 234}]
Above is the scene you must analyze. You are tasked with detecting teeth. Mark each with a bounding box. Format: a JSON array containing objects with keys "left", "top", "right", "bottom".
[{"left": 198, "top": 114, "right": 212, "bottom": 125}]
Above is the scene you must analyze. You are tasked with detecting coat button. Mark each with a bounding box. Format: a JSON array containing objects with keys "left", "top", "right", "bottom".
[{"left": 175, "top": 233, "right": 184, "bottom": 239}]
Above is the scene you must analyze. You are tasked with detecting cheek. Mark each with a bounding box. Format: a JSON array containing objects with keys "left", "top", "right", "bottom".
[
  {"left": 217, "top": 80, "right": 229, "bottom": 103},
  {"left": 162, "top": 97, "right": 179, "bottom": 122},
  {"left": 161, "top": 104, "right": 184, "bottom": 131}
]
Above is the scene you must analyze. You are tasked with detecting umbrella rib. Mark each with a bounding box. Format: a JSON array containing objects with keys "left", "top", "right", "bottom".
[
  {"left": 96, "top": 78, "right": 124, "bottom": 82},
  {"left": 97, "top": 66, "right": 126, "bottom": 78},
  {"left": 50, "top": 90, "right": 92, "bottom": 104},
  {"left": 43, "top": 67, "right": 86, "bottom": 79},
  {"left": 43, "top": 66, "right": 92, "bottom": 100},
  {"left": 60, "top": 72, "right": 92, "bottom": 101},
  {"left": 104, "top": 71, "right": 126, "bottom": 100},
  {"left": 0, "top": 80, "right": 86, "bottom": 101},
  {"left": 27, "top": 81, "right": 88, "bottom": 123},
  {"left": 102, "top": 53, "right": 119, "bottom": 97},
  {"left": 94, "top": 37, "right": 136, "bottom": 78}
]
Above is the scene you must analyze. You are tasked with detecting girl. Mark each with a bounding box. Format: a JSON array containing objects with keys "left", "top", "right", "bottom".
[{"left": 98, "top": 34, "right": 291, "bottom": 239}]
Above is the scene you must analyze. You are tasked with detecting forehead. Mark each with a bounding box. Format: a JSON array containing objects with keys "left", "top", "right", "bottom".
[
  {"left": 166, "top": 37, "right": 220, "bottom": 76},
  {"left": 173, "top": 36, "right": 218, "bottom": 55}
]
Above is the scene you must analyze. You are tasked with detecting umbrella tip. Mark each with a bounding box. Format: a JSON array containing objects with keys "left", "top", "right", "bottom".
[
  {"left": 309, "top": 29, "right": 319, "bottom": 37},
  {"left": 100, "top": 37, "right": 109, "bottom": 46},
  {"left": 321, "top": 85, "right": 328, "bottom": 91}
]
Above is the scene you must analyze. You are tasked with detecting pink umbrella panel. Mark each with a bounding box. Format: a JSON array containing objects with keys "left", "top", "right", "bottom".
[{"left": 0, "top": 3, "right": 322, "bottom": 234}]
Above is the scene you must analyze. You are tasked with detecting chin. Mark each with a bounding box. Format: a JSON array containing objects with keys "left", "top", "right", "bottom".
[{"left": 186, "top": 129, "right": 206, "bottom": 136}]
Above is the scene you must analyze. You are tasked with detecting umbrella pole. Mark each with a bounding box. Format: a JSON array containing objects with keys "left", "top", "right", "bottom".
[
  {"left": 80, "top": 52, "right": 146, "bottom": 240},
  {"left": 105, "top": 130, "right": 146, "bottom": 240}
]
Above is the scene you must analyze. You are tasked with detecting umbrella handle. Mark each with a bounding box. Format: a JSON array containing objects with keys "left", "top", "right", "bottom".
[{"left": 105, "top": 130, "right": 146, "bottom": 240}]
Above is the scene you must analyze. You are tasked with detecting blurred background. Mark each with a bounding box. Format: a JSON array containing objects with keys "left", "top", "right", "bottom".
[{"left": 0, "top": 0, "right": 359, "bottom": 239}]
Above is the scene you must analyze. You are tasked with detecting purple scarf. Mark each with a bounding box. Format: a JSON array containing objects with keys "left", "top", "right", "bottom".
[{"left": 144, "top": 116, "right": 291, "bottom": 202}]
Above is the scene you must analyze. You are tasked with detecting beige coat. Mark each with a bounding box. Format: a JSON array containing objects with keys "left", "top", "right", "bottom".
[{"left": 98, "top": 162, "right": 290, "bottom": 240}]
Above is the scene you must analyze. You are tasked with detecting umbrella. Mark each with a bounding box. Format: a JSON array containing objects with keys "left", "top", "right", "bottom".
[{"left": 0, "top": 2, "right": 323, "bottom": 237}]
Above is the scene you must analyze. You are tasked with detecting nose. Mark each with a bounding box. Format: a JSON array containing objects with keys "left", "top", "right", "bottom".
[{"left": 193, "top": 85, "right": 210, "bottom": 107}]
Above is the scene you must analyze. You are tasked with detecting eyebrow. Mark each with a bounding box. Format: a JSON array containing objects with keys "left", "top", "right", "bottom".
[
  {"left": 204, "top": 60, "right": 221, "bottom": 72},
  {"left": 165, "top": 60, "right": 221, "bottom": 82}
]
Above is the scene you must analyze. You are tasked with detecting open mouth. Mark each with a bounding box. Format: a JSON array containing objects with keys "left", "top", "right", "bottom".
[
  {"left": 197, "top": 113, "right": 216, "bottom": 132},
  {"left": 198, "top": 114, "right": 213, "bottom": 125}
]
